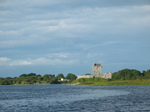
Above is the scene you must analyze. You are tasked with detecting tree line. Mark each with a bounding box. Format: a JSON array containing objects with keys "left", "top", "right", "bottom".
[
  {"left": 0, "top": 68, "right": 150, "bottom": 85},
  {"left": 0, "top": 73, "right": 77, "bottom": 85},
  {"left": 112, "top": 69, "right": 150, "bottom": 80}
]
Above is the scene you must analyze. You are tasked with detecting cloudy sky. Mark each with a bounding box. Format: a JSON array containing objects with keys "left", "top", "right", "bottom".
[{"left": 0, "top": 0, "right": 150, "bottom": 77}]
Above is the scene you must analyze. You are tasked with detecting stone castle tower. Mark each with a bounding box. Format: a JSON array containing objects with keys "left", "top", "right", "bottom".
[
  {"left": 77, "top": 63, "right": 112, "bottom": 79},
  {"left": 92, "top": 63, "right": 102, "bottom": 77}
]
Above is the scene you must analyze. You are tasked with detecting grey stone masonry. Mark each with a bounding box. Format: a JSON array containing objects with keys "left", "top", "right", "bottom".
[
  {"left": 92, "top": 63, "right": 102, "bottom": 78},
  {"left": 77, "top": 75, "right": 94, "bottom": 79},
  {"left": 77, "top": 63, "right": 112, "bottom": 79}
]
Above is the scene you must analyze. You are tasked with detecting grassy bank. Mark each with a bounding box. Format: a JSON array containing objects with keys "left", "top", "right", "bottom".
[{"left": 71, "top": 78, "right": 150, "bottom": 86}]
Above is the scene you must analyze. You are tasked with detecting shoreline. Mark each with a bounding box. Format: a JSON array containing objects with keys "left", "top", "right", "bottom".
[{"left": 0, "top": 79, "right": 150, "bottom": 86}]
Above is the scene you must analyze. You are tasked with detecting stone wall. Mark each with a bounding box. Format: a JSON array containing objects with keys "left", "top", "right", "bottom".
[
  {"left": 101, "top": 72, "right": 112, "bottom": 79},
  {"left": 77, "top": 75, "right": 94, "bottom": 79}
]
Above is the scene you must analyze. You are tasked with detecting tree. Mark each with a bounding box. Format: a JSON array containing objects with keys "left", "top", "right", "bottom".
[
  {"left": 56, "top": 73, "right": 65, "bottom": 80},
  {"left": 19, "top": 74, "right": 27, "bottom": 77},
  {"left": 143, "top": 69, "right": 150, "bottom": 79},
  {"left": 85, "top": 73, "right": 91, "bottom": 75},
  {"left": 19, "top": 73, "right": 37, "bottom": 77},
  {"left": 66, "top": 73, "right": 77, "bottom": 80},
  {"left": 49, "top": 78, "right": 60, "bottom": 84},
  {"left": 42, "top": 74, "right": 56, "bottom": 83},
  {"left": 43, "top": 74, "right": 53, "bottom": 79},
  {"left": 0, "top": 78, "right": 13, "bottom": 85},
  {"left": 112, "top": 69, "right": 141, "bottom": 80}
]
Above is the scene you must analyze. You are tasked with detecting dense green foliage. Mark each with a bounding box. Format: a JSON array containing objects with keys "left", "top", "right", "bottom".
[
  {"left": 66, "top": 73, "right": 77, "bottom": 80},
  {"left": 0, "top": 73, "right": 76, "bottom": 85},
  {"left": 0, "top": 77, "right": 14, "bottom": 85},
  {"left": 112, "top": 69, "right": 150, "bottom": 80},
  {"left": 56, "top": 73, "right": 65, "bottom": 80},
  {"left": 142, "top": 69, "right": 150, "bottom": 79}
]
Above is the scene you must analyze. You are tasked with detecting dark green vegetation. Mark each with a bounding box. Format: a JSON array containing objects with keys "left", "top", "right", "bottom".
[
  {"left": 0, "top": 73, "right": 77, "bottom": 85},
  {"left": 112, "top": 69, "right": 150, "bottom": 80},
  {"left": 0, "top": 69, "right": 150, "bottom": 86},
  {"left": 73, "top": 69, "right": 150, "bottom": 86}
]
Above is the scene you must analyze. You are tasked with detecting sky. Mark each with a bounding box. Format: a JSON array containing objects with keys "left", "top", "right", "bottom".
[{"left": 0, "top": 0, "right": 150, "bottom": 77}]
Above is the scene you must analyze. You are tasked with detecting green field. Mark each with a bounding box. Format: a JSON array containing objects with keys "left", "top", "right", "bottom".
[{"left": 72, "top": 78, "right": 150, "bottom": 86}]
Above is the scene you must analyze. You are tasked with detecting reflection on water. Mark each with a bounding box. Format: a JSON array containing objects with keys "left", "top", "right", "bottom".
[{"left": 0, "top": 85, "right": 150, "bottom": 112}]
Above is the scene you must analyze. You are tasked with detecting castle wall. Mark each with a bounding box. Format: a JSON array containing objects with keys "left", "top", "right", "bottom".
[
  {"left": 77, "top": 75, "right": 94, "bottom": 79},
  {"left": 101, "top": 72, "right": 112, "bottom": 79}
]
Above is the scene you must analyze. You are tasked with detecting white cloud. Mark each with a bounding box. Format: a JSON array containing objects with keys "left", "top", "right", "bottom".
[
  {"left": 32, "top": 58, "right": 78, "bottom": 66},
  {"left": 0, "top": 57, "right": 11, "bottom": 61},
  {"left": 0, "top": 57, "right": 11, "bottom": 66},
  {"left": 0, "top": 57, "right": 79, "bottom": 67},
  {"left": 47, "top": 53, "right": 74, "bottom": 58},
  {"left": 45, "top": 21, "right": 69, "bottom": 32},
  {"left": 0, "top": 30, "right": 19, "bottom": 35},
  {"left": 9, "top": 60, "right": 33, "bottom": 66},
  {"left": 32, "top": 20, "right": 58, "bottom": 24},
  {"left": 1, "top": 4, "right": 150, "bottom": 48},
  {"left": 86, "top": 53, "right": 105, "bottom": 58}
]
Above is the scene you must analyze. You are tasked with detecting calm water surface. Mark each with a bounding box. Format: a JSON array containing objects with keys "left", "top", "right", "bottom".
[{"left": 0, "top": 84, "right": 150, "bottom": 112}]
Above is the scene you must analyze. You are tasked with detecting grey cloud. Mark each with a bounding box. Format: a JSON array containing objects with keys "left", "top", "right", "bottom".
[{"left": 0, "top": 0, "right": 150, "bottom": 76}]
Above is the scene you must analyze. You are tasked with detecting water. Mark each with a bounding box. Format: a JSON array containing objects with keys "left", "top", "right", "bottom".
[{"left": 0, "top": 85, "right": 150, "bottom": 112}]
